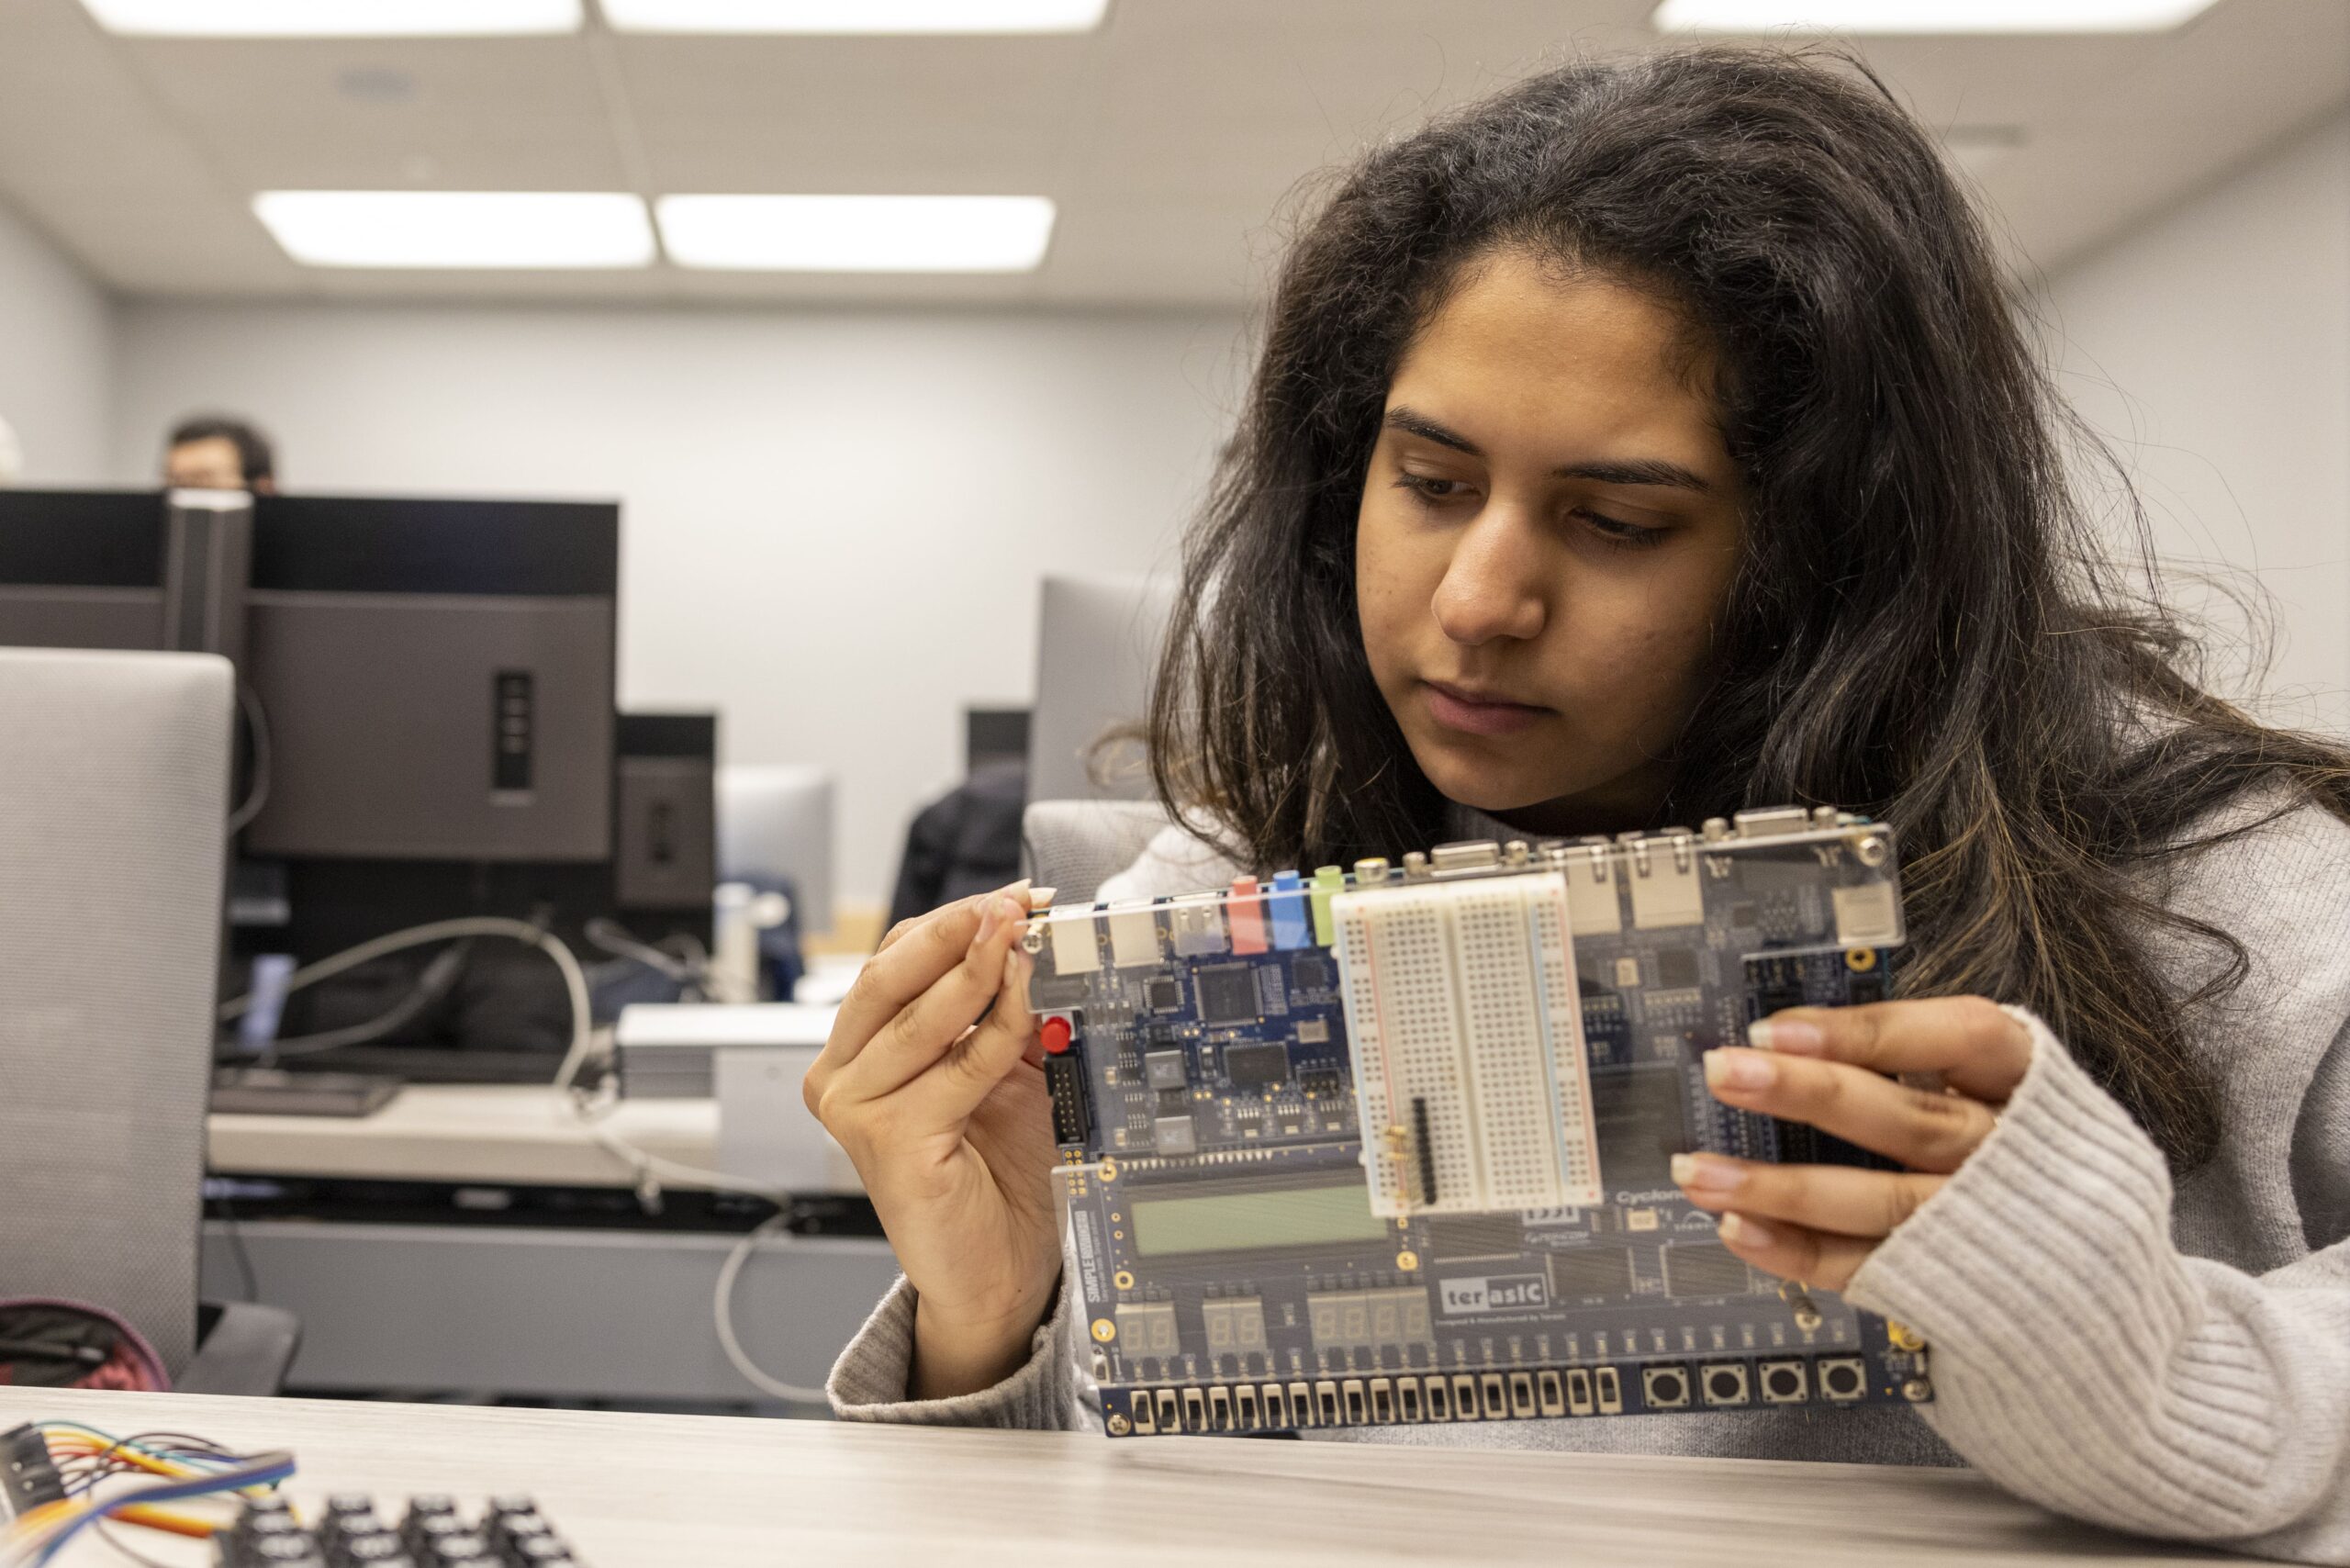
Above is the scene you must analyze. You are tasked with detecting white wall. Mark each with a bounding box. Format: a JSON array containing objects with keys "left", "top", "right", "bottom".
[
  {"left": 111, "top": 302, "right": 1245, "bottom": 915},
  {"left": 2042, "top": 110, "right": 2350, "bottom": 734},
  {"left": 0, "top": 199, "right": 113, "bottom": 485}
]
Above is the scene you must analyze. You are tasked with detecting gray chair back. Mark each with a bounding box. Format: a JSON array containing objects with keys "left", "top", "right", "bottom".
[
  {"left": 1021, "top": 799, "right": 1170, "bottom": 906},
  {"left": 0, "top": 648, "right": 232, "bottom": 1375}
]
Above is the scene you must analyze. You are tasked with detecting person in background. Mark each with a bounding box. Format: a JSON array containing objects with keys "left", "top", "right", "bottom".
[{"left": 163, "top": 414, "right": 275, "bottom": 493}]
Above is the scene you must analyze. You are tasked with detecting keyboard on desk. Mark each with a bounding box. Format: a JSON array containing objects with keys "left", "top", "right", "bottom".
[
  {"left": 218, "top": 1492, "right": 587, "bottom": 1567},
  {"left": 211, "top": 1068, "right": 402, "bottom": 1118}
]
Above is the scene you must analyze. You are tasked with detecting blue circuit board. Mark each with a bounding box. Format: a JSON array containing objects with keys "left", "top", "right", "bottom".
[{"left": 1027, "top": 813, "right": 1932, "bottom": 1438}]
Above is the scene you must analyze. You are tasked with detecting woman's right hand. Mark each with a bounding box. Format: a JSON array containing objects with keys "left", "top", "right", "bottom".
[{"left": 804, "top": 883, "right": 1061, "bottom": 1400}]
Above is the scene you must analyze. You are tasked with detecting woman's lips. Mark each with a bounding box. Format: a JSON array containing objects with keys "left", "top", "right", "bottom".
[{"left": 1421, "top": 679, "right": 1550, "bottom": 737}]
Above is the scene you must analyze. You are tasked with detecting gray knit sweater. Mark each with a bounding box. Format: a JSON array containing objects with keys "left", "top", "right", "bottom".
[{"left": 829, "top": 798, "right": 2350, "bottom": 1565}]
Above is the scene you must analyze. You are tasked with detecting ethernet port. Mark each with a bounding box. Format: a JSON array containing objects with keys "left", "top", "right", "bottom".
[
  {"left": 1642, "top": 1364, "right": 1692, "bottom": 1410},
  {"left": 1701, "top": 1363, "right": 1751, "bottom": 1407},
  {"left": 1818, "top": 1357, "right": 1868, "bottom": 1403},
  {"left": 1760, "top": 1361, "right": 1809, "bottom": 1405}
]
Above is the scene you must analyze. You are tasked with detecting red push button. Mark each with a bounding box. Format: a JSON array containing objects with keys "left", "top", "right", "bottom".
[{"left": 1040, "top": 1016, "right": 1073, "bottom": 1055}]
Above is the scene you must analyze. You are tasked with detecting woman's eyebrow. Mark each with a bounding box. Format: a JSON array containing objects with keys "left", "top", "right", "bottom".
[
  {"left": 1557, "top": 457, "right": 1712, "bottom": 493},
  {"left": 1383, "top": 406, "right": 1482, "bottom": 454},
  {"left": 1382, "top": 407, "right": 1711, "bottom": 493}
]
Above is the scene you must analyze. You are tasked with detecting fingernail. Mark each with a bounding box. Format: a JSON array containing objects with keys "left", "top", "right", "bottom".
[
  {"left": 1026, "top": 886, "right": 1058, "bottom": 909},
  {"left": 1705, "top": 1048, "right": 1775, "bottom": 1092},
  {"left": 1718, "top": 1212, "right": 1774, "bottom": 1249},
  {"left": 1671, "top": 1152, "right": 1744, "bottom": 1193},
  {"left": 1003, "top": 946, "right": 1027, "bottom": 991},
  {"left": 1749, "top": 1017, "right": 1825, "bottom": 1055},
  {"left": 973, "top": 897, "right": 1005, "bottom": 946}
]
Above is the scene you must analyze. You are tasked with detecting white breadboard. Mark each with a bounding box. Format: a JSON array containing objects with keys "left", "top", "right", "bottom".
[{"left": 1333, "top": 870, "right": 1603, "bottom": 1215}]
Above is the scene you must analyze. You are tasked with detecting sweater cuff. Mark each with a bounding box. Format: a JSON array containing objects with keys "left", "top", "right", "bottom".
[
  {"left": 826, "top": 1274, "right": 1073, "bottom": 1428},
  {"left": 1842, "top": 1007, "right": 2216, "bottom": 1504},
  {"left": 1845, "top": 1004, "right": 2181, "bottom": 1337}
]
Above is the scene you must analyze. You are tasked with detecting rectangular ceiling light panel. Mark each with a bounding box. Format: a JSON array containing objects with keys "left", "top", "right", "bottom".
[
  {"left": 79, "top": 0, "right": 581, "bottom": 35},
  {"left": 1652, "top": 0, "right": 2219, "bottom": 31},
  {"left": 656, "top": 195, "right": 1056, "bottom": 273},
  {"left": 254, "top": 192, "right": 655, "bottom": 269},
  {"left": 601, "top": 0, "right": 1107, "bottom": 33}
]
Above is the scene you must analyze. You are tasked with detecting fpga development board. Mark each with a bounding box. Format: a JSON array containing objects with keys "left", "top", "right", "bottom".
[{"left": 1022, "top": 807, "right": 1931, "bottom": 1439}]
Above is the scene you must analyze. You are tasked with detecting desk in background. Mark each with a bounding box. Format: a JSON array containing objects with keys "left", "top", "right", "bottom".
[
  {"left": 204, "top": 1086, "right": 895, "bottom": 1406},
  {"left": 2, "top": 1383, "right": 2228, "bottom": 1568}
]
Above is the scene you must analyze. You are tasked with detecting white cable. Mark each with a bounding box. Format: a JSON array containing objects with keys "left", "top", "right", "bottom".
[
  {"left": 218, "top": 915, "right": 599, "bottom": 1097},
  {"left": 225, "top": 680, "right": 273, "bottom": 835},
  {"left": 213, "top": 911, "right": 823, "bottom": 1404},
  {"left": 713, "top": 1212, "right": 831, "bottom": 1405}
]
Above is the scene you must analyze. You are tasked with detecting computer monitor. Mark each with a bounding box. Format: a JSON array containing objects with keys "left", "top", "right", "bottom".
[
  {"left": 241, "top": 492, "right": 617, "bottom": 864},
  {"left": 717, "top": 764, "right": 834, "bottom": 937},
  {"left": 0, "top": 487, "right": 711, "bottom": 1070},
  {"left": 0, "top": 487, "right": 251, "bottom": 659},
  {"left": 1026, "top": 574, "right": 1176, "bottom": 803}
]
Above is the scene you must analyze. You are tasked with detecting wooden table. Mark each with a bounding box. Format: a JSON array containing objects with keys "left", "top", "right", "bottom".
[{"left": 0, "top": 1385, "right": 2230, "bottom": 1567}]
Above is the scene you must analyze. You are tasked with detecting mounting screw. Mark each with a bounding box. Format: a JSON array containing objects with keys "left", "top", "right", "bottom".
[
  {"left": 1107, "top": 1413, "right": 1132, "bottom": 1436},
  {"left": 1902, "top": 1377, "right": 1933, "bottom": 1403}
]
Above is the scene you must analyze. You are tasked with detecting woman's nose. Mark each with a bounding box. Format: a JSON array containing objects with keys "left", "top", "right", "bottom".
[{"left": 1431, "top": 513, "right": 1548, "bottom": 646}]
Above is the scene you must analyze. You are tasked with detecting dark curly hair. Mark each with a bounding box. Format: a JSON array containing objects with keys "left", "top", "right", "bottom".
[{"left": 1145, "top": 45, "right": 2350, "bottom": 1170}]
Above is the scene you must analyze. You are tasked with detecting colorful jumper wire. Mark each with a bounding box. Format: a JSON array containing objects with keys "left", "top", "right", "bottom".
[{"left": 2, "top": 1421, "right": 294, "bottom": 1567}]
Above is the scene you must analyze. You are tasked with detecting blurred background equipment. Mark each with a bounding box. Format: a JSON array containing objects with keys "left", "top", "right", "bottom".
[
  {"left": 1025, "top": 572, "right": 1175, "bottom": 803},
  {"left": 0, "top": 486, "right": 723, "bottom": 1081}
]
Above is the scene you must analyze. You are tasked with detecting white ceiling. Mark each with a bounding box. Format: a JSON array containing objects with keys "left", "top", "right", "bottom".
[{"left": 0, "top": 0, "right": 2341, "bottom": 308}]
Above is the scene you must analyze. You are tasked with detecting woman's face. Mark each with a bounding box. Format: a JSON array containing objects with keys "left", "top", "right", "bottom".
[{"left": 1355, "top": 249, "right": 1746, "bottom": 835}]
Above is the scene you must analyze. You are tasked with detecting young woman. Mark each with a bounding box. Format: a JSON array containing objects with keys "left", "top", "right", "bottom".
[{"left": 804, "top": 47, "right": 2350, "bottom": 1561}]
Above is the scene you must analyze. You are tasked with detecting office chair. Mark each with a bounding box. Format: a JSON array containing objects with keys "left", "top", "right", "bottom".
[
  {"left": 1025, "top": 574, "right": 1174, "bottom": 805},
  {"left": 1021, "top": 799, "right": 1174, "bottom": 906},
  {"left": 0, "top": 647, "right": 299, "bottom": 1394}
]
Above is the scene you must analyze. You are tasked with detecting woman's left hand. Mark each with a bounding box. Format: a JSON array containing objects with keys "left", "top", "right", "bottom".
[{"left": 1673, "top": 995, "right": 2034, "bottom": 1292}]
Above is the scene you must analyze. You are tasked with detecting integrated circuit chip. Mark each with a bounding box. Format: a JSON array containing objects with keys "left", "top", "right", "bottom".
[
  {"left": 1195, "top": 964, "right": 1259, "bottom": 1026},
  {"left": 1152, "top": 1115, "right": 1198, "bottom": 1156},
  {"left": 1223, "top": 1041, "right": 1290, "bottom": 1089}
]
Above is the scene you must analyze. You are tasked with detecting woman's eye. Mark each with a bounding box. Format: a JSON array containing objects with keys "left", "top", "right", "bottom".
[
  {"left": 1395, "top": 474, "right": 1472, "bottom": 504},
  {"left": 1578, "top": 509, "right": 1667, "bottom": 550}
]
